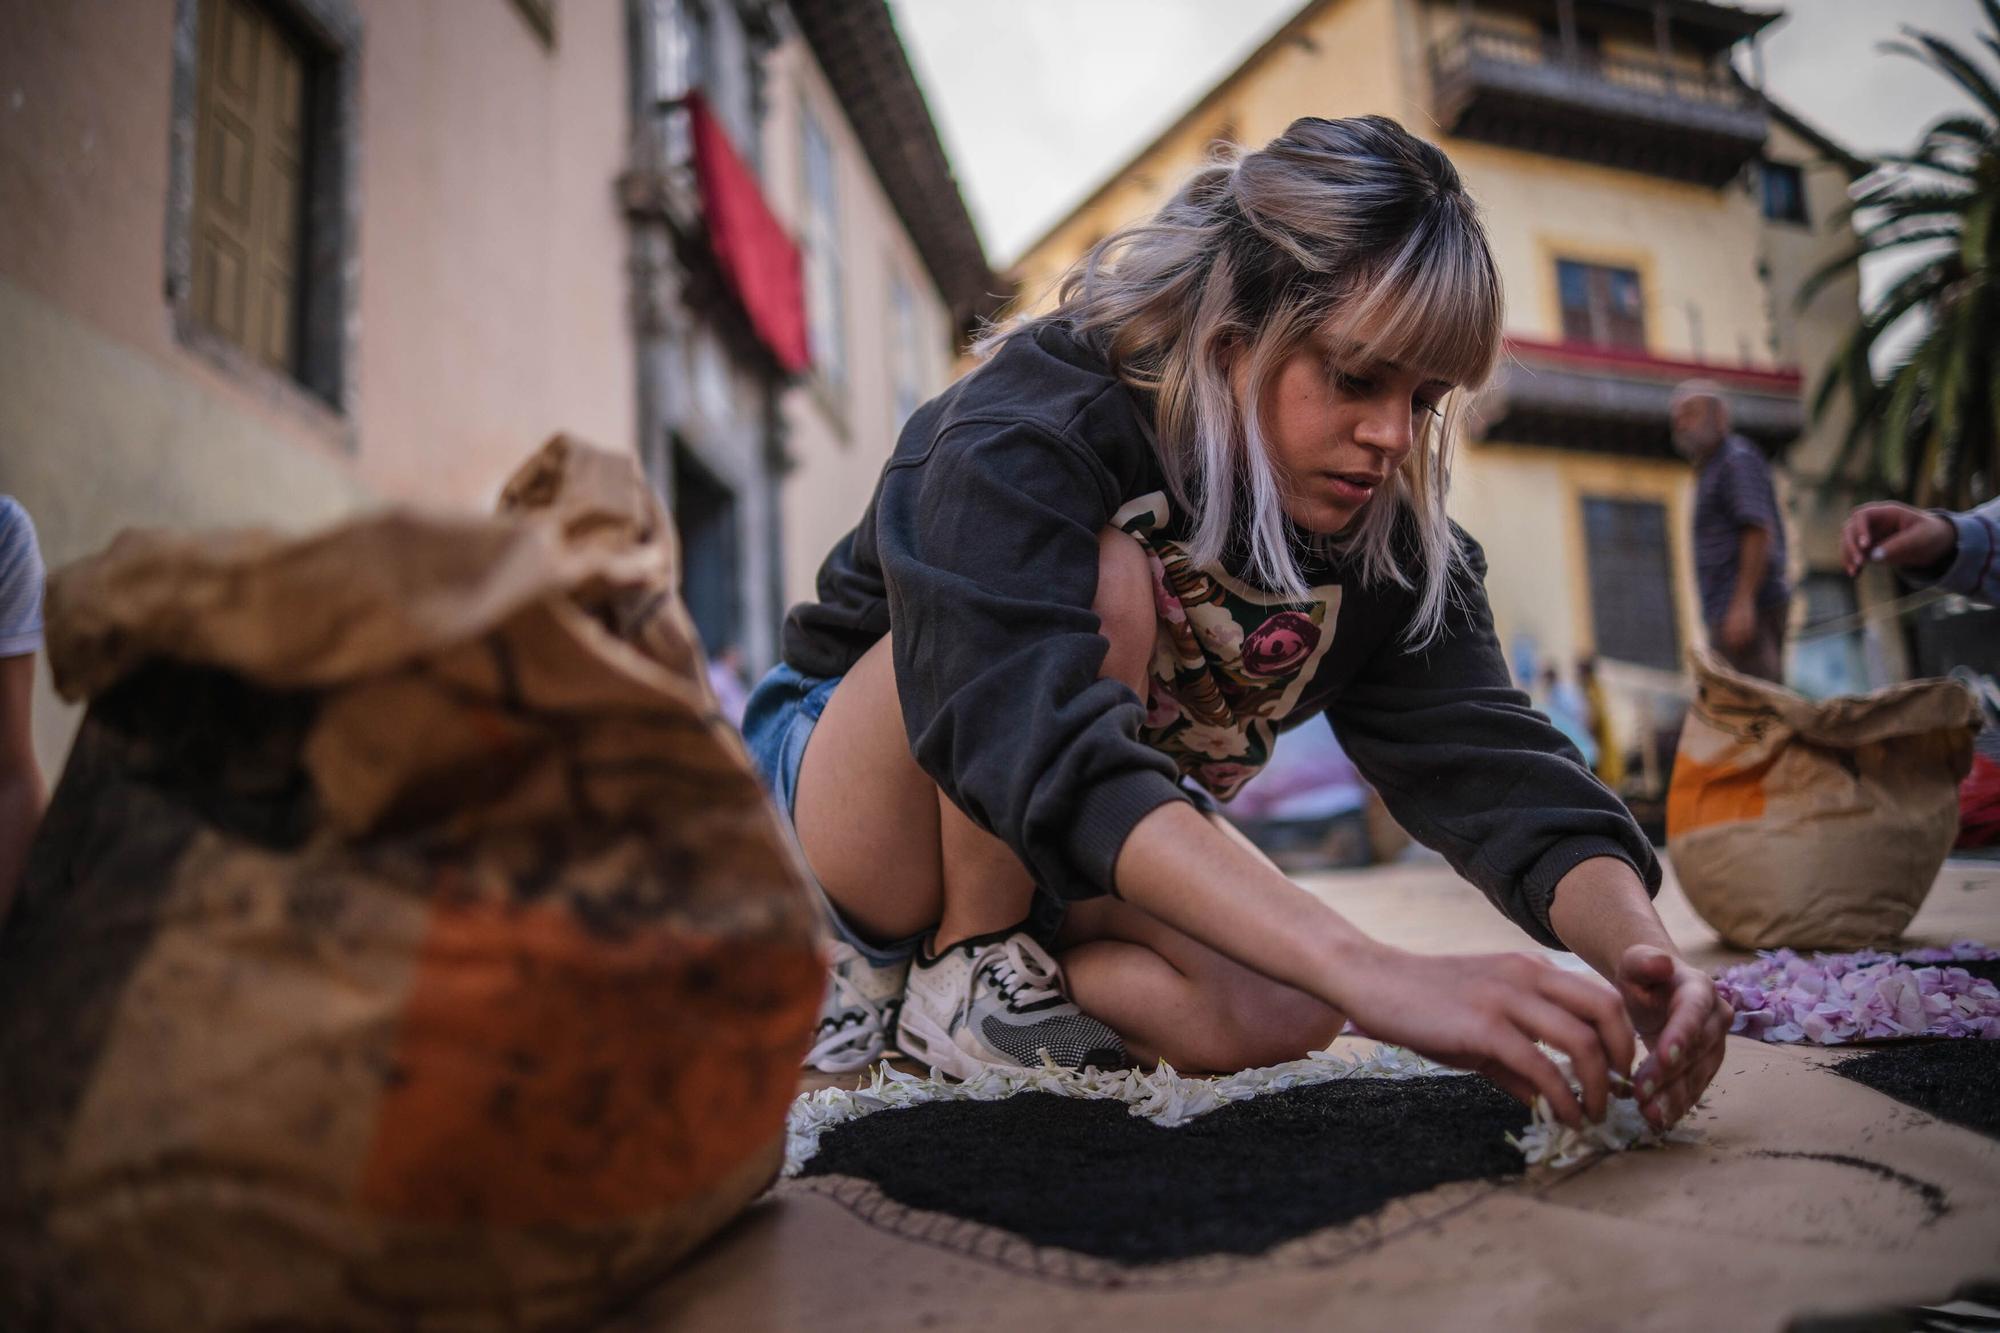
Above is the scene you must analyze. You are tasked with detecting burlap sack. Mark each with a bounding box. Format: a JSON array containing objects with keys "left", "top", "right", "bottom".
[
  {"left": 1666, "top": 649, "right": 1979, "bottom": 950},
  {"left": 0, "top": 438, "right": 822, "bottom": 1332}
]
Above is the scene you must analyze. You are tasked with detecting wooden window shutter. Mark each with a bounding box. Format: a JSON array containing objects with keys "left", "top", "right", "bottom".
[{"left": 191, "top": 0, "right": 308, "bottom": 375}]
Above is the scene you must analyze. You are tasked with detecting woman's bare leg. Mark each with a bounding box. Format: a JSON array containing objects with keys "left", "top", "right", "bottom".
[
  {"left": 790, "top": 631, "right": 944, "bottom": 944},
  {"left": 793, "top": 525, "right": 1339, "bottom": 1072}
]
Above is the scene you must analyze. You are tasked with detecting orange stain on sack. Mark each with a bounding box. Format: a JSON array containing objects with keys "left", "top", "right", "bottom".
[
  {"left": 1666, "top": 749, "right": 1771, "bottom": 837},
  {"left": 357, "top": 894, "right": 821, "bottom": 1226}
]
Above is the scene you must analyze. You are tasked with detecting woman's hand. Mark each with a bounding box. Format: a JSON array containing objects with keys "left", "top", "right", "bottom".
[
  {"left": 1334, "top": 944, "right": 1635, "bottom": 1128},
  {"left": 1841, "top": 502, "right": 1955, "bottom": 577},
  {"left": 1614, "top": 945, "right": 1731, "bottom": 1130}
]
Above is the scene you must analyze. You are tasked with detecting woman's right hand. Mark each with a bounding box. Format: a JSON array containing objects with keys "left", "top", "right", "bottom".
[{"left": 1331, "top": 944, "right": 1636, "bottom": 1127}]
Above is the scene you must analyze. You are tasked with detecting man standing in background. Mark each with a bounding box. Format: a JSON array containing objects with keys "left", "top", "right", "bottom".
[
  {"left": 0, "top": 495, "right": 47, "bottom": 918},
  {"left": 1673, "top": 381, "right": 1791, "bottom": 682}
]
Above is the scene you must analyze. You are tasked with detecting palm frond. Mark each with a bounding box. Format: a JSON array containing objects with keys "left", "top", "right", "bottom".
[
  {"left": 1887, "top": 29, "right": 2000, "bottom": 121},
  {"left": 1797, "top": 229, "right": 1956, "bottom": 310}
]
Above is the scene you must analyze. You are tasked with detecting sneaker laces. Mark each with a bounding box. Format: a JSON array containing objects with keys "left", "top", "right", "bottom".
[
  {"left": 982, "top": 935, "right": 1066, "bottom": 1011},
  {"left": 807, "top": 942, "right": 895, "bottom": 1073}
]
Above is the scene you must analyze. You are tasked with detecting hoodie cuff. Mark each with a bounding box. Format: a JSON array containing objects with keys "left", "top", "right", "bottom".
[
  {"left": 1063, "top": 768, "right": 1193, "bottom": 900},
  {"left": 1521, "top": 836, "right": 1661, "bottom": 950},
  {"left": 1923, "top": 509, "right": 1994, "bottom": 597}
]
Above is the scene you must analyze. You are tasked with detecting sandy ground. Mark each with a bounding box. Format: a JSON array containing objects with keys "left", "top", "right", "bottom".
[{"left": 622, "top": 858, "right": 2000, "bottom": 1332}]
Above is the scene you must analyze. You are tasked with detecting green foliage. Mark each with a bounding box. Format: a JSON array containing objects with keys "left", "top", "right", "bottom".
[{"left": 1806, "top": 3, "right": 2000, "bottom": 508}]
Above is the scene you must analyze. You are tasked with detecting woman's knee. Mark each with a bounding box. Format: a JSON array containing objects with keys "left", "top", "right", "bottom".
[
  {"left": 1186, "top": 977, "right": 1345, "bottom": 1072},
  {"left": 1094, "top": 528, "right": 1156, "bottom": 693}
]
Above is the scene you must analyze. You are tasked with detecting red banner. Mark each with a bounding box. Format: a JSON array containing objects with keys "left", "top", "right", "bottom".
[{"left": 687, "top": 92, "right": 812, "bottom": 375}]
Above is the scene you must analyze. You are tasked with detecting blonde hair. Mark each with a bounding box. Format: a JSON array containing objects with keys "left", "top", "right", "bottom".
[{"left": 981, "top": 115, "right": 1503, "bottom": 644}]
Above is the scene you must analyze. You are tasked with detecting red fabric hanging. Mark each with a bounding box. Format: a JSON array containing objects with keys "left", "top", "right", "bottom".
[{"left": 687, "top": 92, "right": 811, "bottom": 375}]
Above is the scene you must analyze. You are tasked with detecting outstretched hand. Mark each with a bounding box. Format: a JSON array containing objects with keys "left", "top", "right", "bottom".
[
  {"left": 1840, "top": 501, "right": 1954, "bottom": 577},
  {"left": 1614, "top": 944, "right": 1731, "bottom": 1129}
]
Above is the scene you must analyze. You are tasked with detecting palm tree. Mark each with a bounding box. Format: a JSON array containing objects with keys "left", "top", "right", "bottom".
[{"left": 1803, "top": 0, "right": 2000, "bottom": 509}]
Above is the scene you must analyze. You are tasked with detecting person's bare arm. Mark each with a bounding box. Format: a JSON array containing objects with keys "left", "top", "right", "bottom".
[
  {"left": 0, "top": 653, "right": 45, "bottom": 919},
  {"left": 1721, "top": 525, "right": 1771, "bottom": 649},
  {"left": 1545, "top": 857, "right": 1731, "bottom": 1129},
  {"left": 1114, "top": 801, "right": 1635, "bottom": 1126}
]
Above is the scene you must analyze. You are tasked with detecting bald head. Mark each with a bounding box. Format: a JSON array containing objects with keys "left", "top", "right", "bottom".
[{"left": 1671, "top": 379, "right": 1729, "bottom": 460}]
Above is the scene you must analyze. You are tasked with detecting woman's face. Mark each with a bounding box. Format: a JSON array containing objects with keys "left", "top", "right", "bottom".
[{"left": 1237, "top": 337, "right": 1453, "bottom": 536}]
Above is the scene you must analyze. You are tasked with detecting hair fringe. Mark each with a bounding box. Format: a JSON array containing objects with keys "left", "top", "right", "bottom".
[{"left": 974, "top": 117, "right": 1503, "bottom": 645}]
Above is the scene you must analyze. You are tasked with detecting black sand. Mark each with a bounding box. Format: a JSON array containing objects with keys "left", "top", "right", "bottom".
[
  {"left": 799, "top": 1076, "right": 1532, "bottom": 1264},
  {"left": 1832, "top": 1041, "right": 2000, "bottom": 1140}
]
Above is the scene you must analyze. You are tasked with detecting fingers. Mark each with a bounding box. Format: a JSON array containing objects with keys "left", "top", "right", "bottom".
[
  {"left": 1638, "top": 987, "right": 1732, "bottom": 1129},
  {"left": 1840, "top": 506, "right": 1891, "bottom": 575},
  {"left": 1541, "top": 965, "right": 1637, "bottom": 1085},
  {"left": 1486, "top": 1027, "right": 1585, "bottom": 1128},
  {"left": 1512, "top": 997, "right": 1613, "bottom": 1122},
  {"left": 1644, "top": 1000, "right": 1731, "bottom": 1128},
  {"left": 1841, "top": 503, "right": 1913, "bottom": 575}
]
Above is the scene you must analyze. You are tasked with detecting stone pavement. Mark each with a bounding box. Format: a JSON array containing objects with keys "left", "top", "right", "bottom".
[{"left": 620, "top": 858, "right": 2000, "bottom": 1332}]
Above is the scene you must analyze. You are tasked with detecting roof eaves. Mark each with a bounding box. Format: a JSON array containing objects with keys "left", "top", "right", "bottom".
[{"left": 788, "top": 0, "right": 1008, "bottom": 331}]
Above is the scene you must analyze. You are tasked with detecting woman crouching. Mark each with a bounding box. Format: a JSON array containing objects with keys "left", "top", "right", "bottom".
[{"left": 745, "top": 114, "right": 1728, "bottom": 1132}]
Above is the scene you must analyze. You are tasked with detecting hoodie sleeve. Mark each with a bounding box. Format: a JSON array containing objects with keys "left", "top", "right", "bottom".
[
  {"left": 1916, "top": 498, "right": 2000, "bottom": 606},
  {"left": 875, "top": 414, "right": 1191, "bottom": 899},
  {"left": 1327, "top": 532, "right": 1661, "bottom": 947}
]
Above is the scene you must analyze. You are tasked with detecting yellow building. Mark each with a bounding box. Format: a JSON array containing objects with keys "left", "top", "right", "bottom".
[{"left": 1011, "top": 0, "right": 1863, "bottom": 787}]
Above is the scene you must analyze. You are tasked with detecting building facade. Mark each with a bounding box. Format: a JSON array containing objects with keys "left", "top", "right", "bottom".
[
  {"left": 1, "top": 0, "right": 993, "bottom": 776},
  {"left": 1, "top": 0, "right": 638, "bottom": 775},
  {"left": 1010, "top": 0, "right": 1862, "bottom": 786},
  {"left": 762, "top": 0, "right": 1002, "bottom": 618}
]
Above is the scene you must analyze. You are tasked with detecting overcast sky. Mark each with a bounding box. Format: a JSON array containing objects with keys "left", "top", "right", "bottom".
[{"left": 887, "top": 0, "right": 1990, "bottom": 266}]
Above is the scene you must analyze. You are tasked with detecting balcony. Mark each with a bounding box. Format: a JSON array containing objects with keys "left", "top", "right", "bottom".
[
  {"left": 1430, "top": 20, "right": 1769, "bottom": 186},
  {"left": 1473, "top": 338, "right": 1803, "bottom": 457}
]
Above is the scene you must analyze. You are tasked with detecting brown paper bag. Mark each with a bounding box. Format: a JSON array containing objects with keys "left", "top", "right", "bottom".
[
  {"left": 0, "top": 437, "right": 822, "bottom": 1332},
  {"left": 1666, "top": 649, "right": 1979, "bottom": 950}
]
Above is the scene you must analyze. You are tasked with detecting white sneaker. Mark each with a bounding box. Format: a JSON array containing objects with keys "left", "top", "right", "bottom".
[
  {"left": 895, "top": 926, "right": 1131, "bottom": 1080},
  {"left": 804, "top": 940, "right": 910, "bottom": 1073}
]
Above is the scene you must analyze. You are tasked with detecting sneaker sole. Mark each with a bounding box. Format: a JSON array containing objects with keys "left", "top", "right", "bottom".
[{"left": 895, "top": 1003, "right": 999, "bottom": 1082}]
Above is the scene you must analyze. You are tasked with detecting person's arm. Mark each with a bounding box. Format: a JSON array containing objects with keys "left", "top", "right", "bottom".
[
  {"left": 0, "top": 654, "right": 43, "bottom": 918},
  {"left": 1841, "top": 498, "right": 2000, "bottom": 604},
  {"left": 1320, "top": 530, "right": 1723, "bottom": 1126},
  {"left": 1328, "top": 531, "right": 1661, "bottom": 948},
  {"left": 877, "top": 414, "right": 1193, "bottom": 898},
  {"left": 1720, "top": 525, "right": 1770, "bottom": 651},
  {"left": 1545, "top": 856, "right": 1730, "bottom": 1130},
  {"left": 1115, "top": 799, "right": 1635, "bottom": 1126}
]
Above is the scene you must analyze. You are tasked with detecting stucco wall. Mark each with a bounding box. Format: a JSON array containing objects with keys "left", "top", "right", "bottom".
[
  {"left": 351, "top": 0, "right": 636, "bottom": 505},
  {"left": 761, "top": 36, "right": 954, "bottom": 610},
  {"left": 0, "top": 0, "right": 637, "bottom": 773},
  {"left": 1451, "top": 143, "right": 1777, "bottom": 366}
]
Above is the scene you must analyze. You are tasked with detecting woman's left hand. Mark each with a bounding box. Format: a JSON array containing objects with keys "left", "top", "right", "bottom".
[{"left": 1614, "top": 944, "right": 1732, "bottom": 1129}]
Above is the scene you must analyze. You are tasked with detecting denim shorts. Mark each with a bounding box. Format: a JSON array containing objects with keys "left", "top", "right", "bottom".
[
  {"left": 742, "top": 662, "right": 842, "bottom": 825},
  {"left": 741, "top": 661, "right": 1215, "bottom": 947}
]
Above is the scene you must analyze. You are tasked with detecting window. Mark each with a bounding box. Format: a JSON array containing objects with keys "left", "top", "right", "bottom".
[
  {"left": 190, "top": 0, "right": 310, "bottom": 375},
  {"left": 1791, "top": 571, "right": 1869, "bottom": 697},
  {"left": 672, "top": 440, "right": 740, "bottom": 656},
  {"left": 800, "top": 101, "right": 843, "bottom": 389},
  {"left": 1760, "top": 161, "right": 1808, "bottom": 225},
  {"left": 1557, "top": 258, "right": 1646, "bottom": 350},
  {"left": 889, "top": 270, "right": 924, "bottom": 433},
  {"left": 168, "top": 0, "right": 358, "bottom": 413},
  {"left": 653, "top": 0, "right": 709, "bottom": 101},
  {"left": 1583, "top": 497, "right": 1681, "bottom": 671}
]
